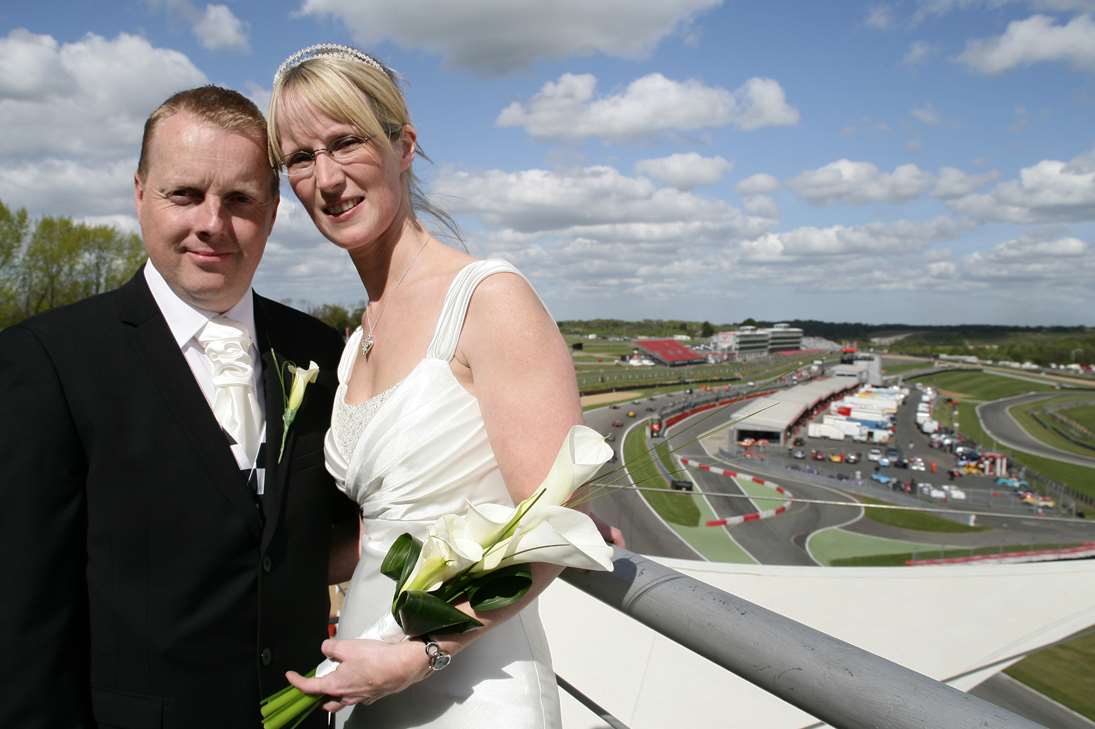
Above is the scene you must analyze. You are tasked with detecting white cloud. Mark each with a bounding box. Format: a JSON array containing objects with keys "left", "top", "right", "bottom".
[
  {"left": 903, "top": 41, "right": 938, "bottom": 65},
  {"left": 932, "top": 166, "right": 1000, "bottom": 198},
  {"left": 194, "top": 4, "right": 250, "bottom": 52},
  {"left": 742, "top": 194, "right": 779, "bottom": 219},
  {"left": 911, "top": 103, "right": 941, "bottom": 125},
  {"left": 914, "top": 0, "right": 1095, "bottom": 24},
  {"left": 296, "top": 0, "right": 721, "bottom": 73},
  {"left": 958, "top": 14, "right": 1095, "bottom": 74},
  {"left": 736, "top": 173, "right": 780, "bottom": 195},
  {"left": 148, "top": 0, "right": 250, "bottom": 52},
  {"left": 0, "top": 30, "right": 207, "bottom": 158},
  {"left": 432, "top": 164, "right": 772, "bottom": 237},
  {"left": 496, "top": 73, "right": 799, "bottom": 141},
  {"left": 0, "top": 158, "right": 136, "bottom": 218},
  {"left": 962, "top": 236, "right": 1093, "bottom": 287},
  {"left": 947, "top": 147, "right": 1095, "bottom": 222},
  {"left": 789, "top": 160, "right": 933, "bottom": 205},
  {"left": 736, "top": 217, "right": 971, "bottom": 261},
  {"left": 866, "top": 4, "right": 897, "bottom": 29},
  {"left": 426, "top": 163, "right": 780, "bottom": 302},
  {"left": 635, "top": 153, "right": 732, "bottom": 189}
]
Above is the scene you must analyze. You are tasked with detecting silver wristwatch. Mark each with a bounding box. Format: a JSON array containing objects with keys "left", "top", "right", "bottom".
[{"left": 424, "top": 639, "right": 452, "bottom": 672}]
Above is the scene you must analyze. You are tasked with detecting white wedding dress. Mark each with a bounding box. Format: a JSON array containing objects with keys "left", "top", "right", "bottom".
[{"left": 325, "top": 260, "right": 561, "bottom": 729}]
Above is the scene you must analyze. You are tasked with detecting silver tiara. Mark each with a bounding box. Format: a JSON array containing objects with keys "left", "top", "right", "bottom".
[{"left": 274, "top": 43, "right": 387, "bottom": 85}]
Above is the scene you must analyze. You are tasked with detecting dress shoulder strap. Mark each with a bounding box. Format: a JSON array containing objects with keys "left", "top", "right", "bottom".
[{"left": 425, "top": 259, "right": 527, "bottom": 362}]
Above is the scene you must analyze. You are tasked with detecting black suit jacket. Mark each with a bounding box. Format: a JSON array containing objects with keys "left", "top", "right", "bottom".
[{"left": 0, "top": 271, "right": 356, "bottom": 728}]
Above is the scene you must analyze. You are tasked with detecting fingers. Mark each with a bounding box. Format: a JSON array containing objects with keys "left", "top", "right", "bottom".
[
  {"left": 286, "top": 670, "right": 329, "bottom": 696},
  {"left": 321, "top": 638, "right": 346, "bottom": 662}
]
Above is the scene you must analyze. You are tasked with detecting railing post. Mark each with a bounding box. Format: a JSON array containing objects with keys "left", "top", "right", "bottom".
[{"left": 562, "top": 550, "right": 1045, "bottom": 729}]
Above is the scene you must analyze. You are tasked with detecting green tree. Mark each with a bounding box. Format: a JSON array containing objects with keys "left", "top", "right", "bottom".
[
  {"left": 700, "top": 320, "right": 715, "bottom": 337},
  {"left": 308, "top": 303, "right": 363, "bottom": 335},
  {"left": 0, "top": 201, "right": 30, "bottom": 324},
  {"left": 0, "top": 200, "right": 147, "bottom": 326}
]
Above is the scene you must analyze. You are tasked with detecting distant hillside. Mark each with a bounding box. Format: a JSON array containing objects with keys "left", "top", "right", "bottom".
[{"left": 556, "top": 319, "right": 1093, "bottom": 366}]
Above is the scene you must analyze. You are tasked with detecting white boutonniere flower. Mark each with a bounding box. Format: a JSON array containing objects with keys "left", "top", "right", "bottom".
[{"left": 271, "top": 352, "right": 319, "bottom": 463}]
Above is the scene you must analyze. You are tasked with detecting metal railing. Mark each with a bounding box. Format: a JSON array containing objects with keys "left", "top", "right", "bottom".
[{"left": 559, "top": 550, "right": 1045, "bottom": 729}]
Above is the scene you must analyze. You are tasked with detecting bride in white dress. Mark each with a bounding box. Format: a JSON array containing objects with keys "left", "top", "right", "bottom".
[{"left": 266, "top": 45, "right": 619, "bottom": 728}]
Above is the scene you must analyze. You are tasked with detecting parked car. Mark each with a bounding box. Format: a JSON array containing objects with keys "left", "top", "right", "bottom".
[
  {"left": 627, "top": 410, "right": 636, "bottom": 418},
  {"left": 845, "top": 451, "right": 861, "bottom": 464},
  {"left": 942, "top": 485, "right": 966, "bottom": 500},
  {"left": 611, "top": 420, "right": 623, "bottom": 428},
  {"left": 910, "top": 458, "right": 926, "bottom": 472},
  {"left": 829, "top": 452, "right": 844, "bottom": 463},
  {"left": 792, "top": 449, "right": 806, "bottom": 459},
  {"left": 871, "top": 472, "right": 893, "bottom": 485},
  {"left": 885, "top": 447, "right": 901, "bottom": 461},
  {"left": 878, "top": 456, "right": 892, "bottom": 467},
  {"left": 811, "top": 449, "right": 826, "bottom": 461},
  {"left": 867, "top": 448, "right": 882, "bottom": 462}
]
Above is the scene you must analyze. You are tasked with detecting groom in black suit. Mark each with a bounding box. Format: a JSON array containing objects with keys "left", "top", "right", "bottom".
[{"left": 0, "top": 86, "right": 358, "bottom": 728}]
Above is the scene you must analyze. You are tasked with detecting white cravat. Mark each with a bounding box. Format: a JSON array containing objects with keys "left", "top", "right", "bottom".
[{"left": 197, "top": 316, "right": 263, "bottom": 464}]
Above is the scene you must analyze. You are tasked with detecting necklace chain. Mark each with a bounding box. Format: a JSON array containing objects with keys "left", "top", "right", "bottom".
[{"left": 361, "top": 238, "right": 430, "bottom": 357}]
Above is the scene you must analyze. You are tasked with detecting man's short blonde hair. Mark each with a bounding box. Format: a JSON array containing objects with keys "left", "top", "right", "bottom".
[{"left": 137, "top": 85, "right": 279, "bottom": 198}]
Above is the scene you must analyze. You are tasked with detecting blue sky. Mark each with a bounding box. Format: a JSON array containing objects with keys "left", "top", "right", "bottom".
[{"left": 2, "top": 1, "right": 1093, "bottom": 325}]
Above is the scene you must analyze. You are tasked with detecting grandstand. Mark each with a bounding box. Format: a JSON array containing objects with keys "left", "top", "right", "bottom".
[{"left": 634, "top": 339, "right": 706, "bottom": 366}]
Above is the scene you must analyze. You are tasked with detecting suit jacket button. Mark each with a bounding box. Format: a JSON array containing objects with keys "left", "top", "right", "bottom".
[
  {"left": 262, "top": 556, "right": 272, "bottom": 573},
  {"left": 260, "top": 648, "right": 272, "bottom": 666}
]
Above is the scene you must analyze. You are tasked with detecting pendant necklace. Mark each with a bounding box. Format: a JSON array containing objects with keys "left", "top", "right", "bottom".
[{"left": 361, "top": 237, "right": 430, "bottom": 357}]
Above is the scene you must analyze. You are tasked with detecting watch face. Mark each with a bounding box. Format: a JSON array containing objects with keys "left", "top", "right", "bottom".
[{"left": 431, "top": 652, "right": 452, "bottom": 671}]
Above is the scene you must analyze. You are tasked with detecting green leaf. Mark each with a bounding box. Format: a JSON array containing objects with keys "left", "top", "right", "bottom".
[
  {"left": 396, "top": 590, "right": 483, "bottom": 637},
  {"left": 466, "top": 564, "right": 533, "bottom": 613},
  {"left": 380, "top": 533, "right": 421, "bottom": 591}
]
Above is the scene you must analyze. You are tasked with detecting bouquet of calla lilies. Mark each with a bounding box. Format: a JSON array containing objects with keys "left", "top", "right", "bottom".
[{"left": 260, "top": 425, "right": 615, "bottom": 729}]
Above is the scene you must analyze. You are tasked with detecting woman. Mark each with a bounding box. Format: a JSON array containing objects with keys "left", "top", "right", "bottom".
[{"left": 268, "top": 44, "right": 616, "bottom": 728}]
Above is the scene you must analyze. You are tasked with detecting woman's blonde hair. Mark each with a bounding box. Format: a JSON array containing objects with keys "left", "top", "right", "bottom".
[{"left": 268, "top": 51, "right": 461, "bottom": 242}]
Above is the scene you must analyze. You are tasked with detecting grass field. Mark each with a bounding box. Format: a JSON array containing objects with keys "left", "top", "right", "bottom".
[
  {"left": 1006, "top": 629, "right": 1095, "bottom": 722},
  {"left": 1009, "top": 395, "right": 1095, "bottom": 458},
  {"left": 882, "top": 360, "right": 932, "bottom": 375},
  {"left": 1065, "top": 403, "right": 1095, "bottom": 433},
  {"left": 807, "top": 528, "right": 944, "bottom": 565},
  {"left": 829, "top": 542, "right": 1080, "bottom": 566},
  {"left": 623, "top": 422, "right": 699, "bottom": 526},
  {"left": 621, "top": 423, "right": 755, "bottom": 562},
  {"left": 858, "top": 495, "right": 987, "bottom": 533},
  {"left": 913, "top": 370, "right": 1055, "bottom": 401},
  {"left": 943, "top": 401, "right": 1095, "bottom": 501}
]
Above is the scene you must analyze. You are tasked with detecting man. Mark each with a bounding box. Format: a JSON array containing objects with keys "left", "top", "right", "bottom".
[{"left": 0, "top": 86, "right": 358, "bottom": 728}]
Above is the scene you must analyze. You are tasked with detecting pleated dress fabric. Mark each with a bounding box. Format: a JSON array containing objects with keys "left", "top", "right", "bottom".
[{"left": 326, "top": 259, "right": 561, "bottom": 729}]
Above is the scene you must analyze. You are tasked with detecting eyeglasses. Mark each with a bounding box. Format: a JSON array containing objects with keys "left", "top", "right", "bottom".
[{"left": 282, "top": 134, "right": 374, "bottom": 177}]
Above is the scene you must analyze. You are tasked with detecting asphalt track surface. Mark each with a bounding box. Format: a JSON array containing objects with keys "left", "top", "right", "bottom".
[
  {"left": 583, "top": 383, "right": 1095, "bottom": 728},
  {"left": 978, "top": 392, "right": 1095, "bottom": 468}
]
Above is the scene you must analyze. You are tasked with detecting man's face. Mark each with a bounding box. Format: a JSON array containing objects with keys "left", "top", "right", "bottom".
[{"left": 135, "top": 111, "right": 278, "bottom": 313}]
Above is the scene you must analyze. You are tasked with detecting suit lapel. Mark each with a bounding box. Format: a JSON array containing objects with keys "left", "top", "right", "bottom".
[
  {"left": 118, "top": 270, "right": 262, "bottom": 538},
  {"left": 254, "top": 295, "right": 290, "bottom": 551}
]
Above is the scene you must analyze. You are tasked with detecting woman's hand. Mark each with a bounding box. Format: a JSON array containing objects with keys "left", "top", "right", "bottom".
[{"left": 285, "top": 638, "right": 430, "bottom": 712}]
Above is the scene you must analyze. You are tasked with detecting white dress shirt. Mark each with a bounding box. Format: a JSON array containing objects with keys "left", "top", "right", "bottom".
[{"left": 144, "top": 264, "right": 266, "bottom": 479}]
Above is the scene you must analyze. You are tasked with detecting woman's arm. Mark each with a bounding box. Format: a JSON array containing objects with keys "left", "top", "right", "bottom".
[{"left": 287, "top": 271, "right": 594, "bottom": 709}]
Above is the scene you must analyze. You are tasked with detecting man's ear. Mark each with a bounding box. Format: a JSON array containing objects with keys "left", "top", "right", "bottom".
[{"left": 134, "top": 172, "right": 145, "bottom": 210}]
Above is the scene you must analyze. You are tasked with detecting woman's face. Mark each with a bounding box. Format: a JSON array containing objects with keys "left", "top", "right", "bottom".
[{"left": 277, "top": 94, "right": 413, "bottom": 253}]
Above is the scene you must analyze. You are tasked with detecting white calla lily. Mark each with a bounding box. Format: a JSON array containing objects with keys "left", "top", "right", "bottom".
[
  {"left": 286, "top": 360, "right": 319, "bottom": 411},
  {"left": 475, "top": 505, "right": 613, "bottom": 573}
]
